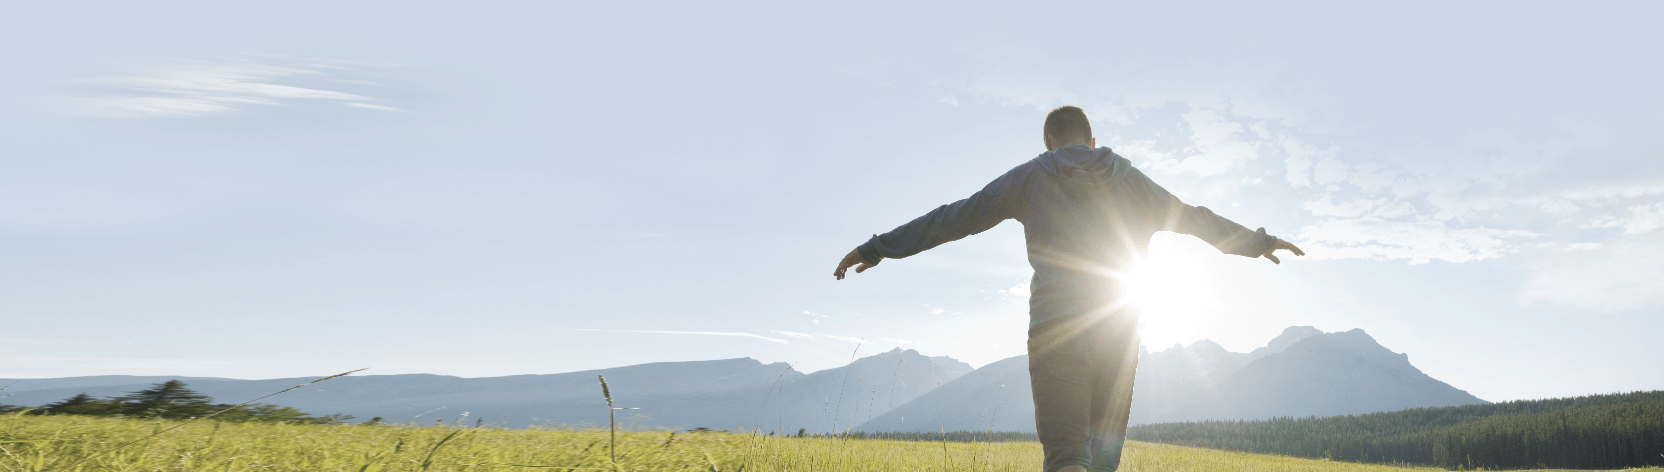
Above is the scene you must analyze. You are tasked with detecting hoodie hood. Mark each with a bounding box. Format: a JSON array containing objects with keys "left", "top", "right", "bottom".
[{"left": 1033, "top": 145, "right": 1134, "bottom": 185}]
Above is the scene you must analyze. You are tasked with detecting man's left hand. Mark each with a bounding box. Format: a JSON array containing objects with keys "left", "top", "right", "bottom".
[
  {"left": 1263, "top": 239, "right": 1306, "bottom": 264},
  {"left": 834, "top": 248, "right": 879, "bottom": 280}
]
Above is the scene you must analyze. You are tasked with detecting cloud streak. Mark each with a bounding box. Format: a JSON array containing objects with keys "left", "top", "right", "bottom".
[
  {"left": 575, "top": 329, "right": 787, "bottom": 344},
  {"left": 1296, "top": 217, "right": 1539, "bottom": 265},
  {"left": 768, "top": 331, "right": 892, "bottom": 346},
  {"left": 68, "top": 60, "right": 401, "bottom": 119}
]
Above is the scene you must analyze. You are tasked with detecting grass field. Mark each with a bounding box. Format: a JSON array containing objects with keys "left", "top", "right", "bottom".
[{"left": 3, "top": 414, "right": 1660, "bottom": 471}]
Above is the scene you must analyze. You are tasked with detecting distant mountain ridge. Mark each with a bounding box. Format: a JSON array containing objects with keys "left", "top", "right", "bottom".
[
  {"left": 3, "top": 358, "right": 801, "bottom": 430},
  {"left": 4, "top": 327, "right": 1484, "bottom": 433},
  {"left": 860, "top": 326, "right": 1486, "bottom": 432},
  {"left": 1208, "top": 328, "right": 1485, "bottom": 419},
  {"left": 1, "top": 349, "right": 963, "bottom": 433}
]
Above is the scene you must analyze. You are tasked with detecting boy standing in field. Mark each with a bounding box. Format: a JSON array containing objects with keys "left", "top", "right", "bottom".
[{"left": 832, "top": 106, "right": 1304, "bottom": 472}]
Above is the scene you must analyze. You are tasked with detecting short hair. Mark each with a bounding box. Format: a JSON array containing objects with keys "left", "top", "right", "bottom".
[{"left": 1043, "top": 106, "right": 1093, "bottom": 145}]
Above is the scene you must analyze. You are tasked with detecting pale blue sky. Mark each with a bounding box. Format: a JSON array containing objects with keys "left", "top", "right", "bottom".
[{"left": 3, "top": 1, "right": 1660, "bottom": 403}]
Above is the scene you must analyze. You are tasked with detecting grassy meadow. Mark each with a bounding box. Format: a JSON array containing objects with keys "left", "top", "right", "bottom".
[{"left": 7, "top": 414, "right": 1660, "bottom": 471}]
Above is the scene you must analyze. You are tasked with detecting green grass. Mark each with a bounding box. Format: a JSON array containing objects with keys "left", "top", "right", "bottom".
[{"left": 2, "top": 414, "right": 1660, "bottom": 471}]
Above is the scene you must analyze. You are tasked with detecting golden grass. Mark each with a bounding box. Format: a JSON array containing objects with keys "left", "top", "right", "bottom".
[{"left": 2, "top": 414, "right": 1659, "bottom": 471}]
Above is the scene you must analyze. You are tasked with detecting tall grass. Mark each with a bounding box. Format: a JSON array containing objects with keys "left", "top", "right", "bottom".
[
  {"left": 2, "top": 413, "right": 1559, "bottom": 471},
  {"left": 62, "top": 368, "right": 367, "bottom": 469},
  {"left": 827, "top": 341, "right": 861, "bottom": 437},
  {"left": 4, "top": 371, "right": 1657, "bottom": 471}
]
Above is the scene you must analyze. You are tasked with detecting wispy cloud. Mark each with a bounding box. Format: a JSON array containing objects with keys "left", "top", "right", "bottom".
[
  {"left": 803, "top": 310, "right": 827, "bottom": 325},
  {"left": 1520, "top": 240, "right": 1664, "bottom": 313},
  {"left": 67, "top": 59, "right": 401, "bottom": 119},
  {"left": 1297, "top": 217, "right": 1539, "bottom": 265},
  {"left": 344, "top": 102, "right": 405, "bottom": 112},
  {"left": 954, "top": 61, "right": 1664, "bottom": 269},
  {"left": 1139, "top": 110, "right": 1260, "bottom": 177},
  {"left": 575, "top": 329, "right": 787, "bottom": 344},
  {"left": 999, "top": 281, "right": 1031, "bottom": 300},
  {"left": 1302, "top": 195, "right": 1379, "bottom": 218},
  {"left": 1585, "top": 203, "right": 1664, "bottom": 235}
]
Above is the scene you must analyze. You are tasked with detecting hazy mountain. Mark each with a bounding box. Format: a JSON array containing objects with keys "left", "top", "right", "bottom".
[
  {"left": 1131, "top": 325, "right": 1324, "bottom": 422},
  {"left": 751, "top": 348, "right": 968, "bottom": 435},
  {"left": 929, "top": 356, "right": 974, "bottom": 379},
  {"left": 860, "top": 327, "right": 1486, "bottom": 432},
  {"left": 1248, "top": 326, "right": 1326, "bottom": 361},
  {"left": 0, "top": 375, "right": 239, "bottom": 391},
  {"left": 6, "top": 329, "right": 1481, "bottom": 432},
  {"left": 856, "top": 355, "right": 1036, "bottom": 433},
  {"left": 4, "top": 358, "right": 799, "bottom": 429},
  {"left": 1211, "top": 328, "right": 1486, "bottom": 419},
  {"left": 3, "top": 348, "right": 968, "bottom": 432}
]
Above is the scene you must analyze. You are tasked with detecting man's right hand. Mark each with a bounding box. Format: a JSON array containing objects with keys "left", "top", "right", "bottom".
[
  {"left": 1262, "top": 239, "right": 1306, "bottom": 264},
  {"left": 833, "top": 248, "right": 879, "bottom": 280}
]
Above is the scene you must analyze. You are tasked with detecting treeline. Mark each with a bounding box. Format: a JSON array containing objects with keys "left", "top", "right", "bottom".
[
  {"left": 1127, "top": 390, "right": 1664, "bottom": 470},
  {"left": 0, "top": 380, "right": 351, "bottom": 425}
]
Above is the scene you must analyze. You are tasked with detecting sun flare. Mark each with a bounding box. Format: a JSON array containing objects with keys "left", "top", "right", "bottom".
[{"left": 1127, "top": 234, "right": 1223, "bottom": 348}]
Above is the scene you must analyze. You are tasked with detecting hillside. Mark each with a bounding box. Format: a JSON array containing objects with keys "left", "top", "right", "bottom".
[{"left": 1128, "top": 390, "right": 1664, "bottom": 470}]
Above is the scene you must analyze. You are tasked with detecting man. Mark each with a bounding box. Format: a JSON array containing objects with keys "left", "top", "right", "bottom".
[{"left": 832, "top": 106, "right": 1304, "bottom": 472}]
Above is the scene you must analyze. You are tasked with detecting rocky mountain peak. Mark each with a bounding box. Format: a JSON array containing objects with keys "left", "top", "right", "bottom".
[
  {"left": 1188, "top": 339, "right": 1228, "bottom": 354},
  {"left": 1249, "top": 325, "right": 1325, "bottom": 360},
  {"left": 1294, "top": 328, "right": 1418, "bottom": 373},
  {"left": 928, "top": 355, "right": 973, "bottom": 380}
]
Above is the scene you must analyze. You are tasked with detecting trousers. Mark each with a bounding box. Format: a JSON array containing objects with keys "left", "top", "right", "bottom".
[{"left": 1027, "top": 311, "right": 1141, "bottom": 472}]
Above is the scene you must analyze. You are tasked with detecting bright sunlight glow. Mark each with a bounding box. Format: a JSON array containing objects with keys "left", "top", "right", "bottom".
[{"left": 1127, "top": 233, "right": 1225, "bottom": 350}]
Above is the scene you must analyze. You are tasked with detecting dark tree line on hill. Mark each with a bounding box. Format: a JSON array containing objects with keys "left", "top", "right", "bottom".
[
  {"left": 1127, "top": 390, "right": 1664, "bottom": 470},
  {"left": 0, "top": 380, "right": 351, "bottom": 424}
]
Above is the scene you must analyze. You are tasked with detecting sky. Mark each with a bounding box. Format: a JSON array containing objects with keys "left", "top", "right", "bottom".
[{"left": 3, "top": 1, "right": 1660, "bottom": 403}]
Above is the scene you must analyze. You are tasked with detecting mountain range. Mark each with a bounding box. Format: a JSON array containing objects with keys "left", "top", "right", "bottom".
[
  {"left": 862, "top": 326, "right": 1486, "bottom": 432},
  {"left": 1, "top": 327, "right": 1484, "bottom": 433}
]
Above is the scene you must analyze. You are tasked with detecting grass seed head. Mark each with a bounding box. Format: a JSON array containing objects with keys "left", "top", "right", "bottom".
[{"left": 598, "top": 375, "right": 614, "bottom": 408}]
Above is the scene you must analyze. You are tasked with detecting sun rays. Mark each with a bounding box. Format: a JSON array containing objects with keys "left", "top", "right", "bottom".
[{"left": 1128, "top": 234, "right": 1225, "bottom": 348}]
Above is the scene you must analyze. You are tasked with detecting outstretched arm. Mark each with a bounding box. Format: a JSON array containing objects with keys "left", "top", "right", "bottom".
[
  {"left": 833, "top": 167, "right": 1027, "bottom": 279},
  {"left": 1127, "top": 168, "right": 1305, "bottom": 263}
]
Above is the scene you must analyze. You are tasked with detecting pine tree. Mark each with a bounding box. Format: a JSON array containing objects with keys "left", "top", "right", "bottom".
[
  {"left": 40, "top": 393, "right": 116, "bottom": 416},
  {"left": 116, "top": 380, "right": 216, "bottom": 419}
]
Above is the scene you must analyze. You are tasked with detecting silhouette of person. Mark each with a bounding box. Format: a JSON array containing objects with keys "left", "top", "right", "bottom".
[{"left": 833, "top": 106, "right": 1303, "bottom": 472}]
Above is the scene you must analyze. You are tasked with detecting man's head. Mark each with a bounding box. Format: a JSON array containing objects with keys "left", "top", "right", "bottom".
[{"left": 1043, "top": 106, "right": 1095, "bottom": 151}]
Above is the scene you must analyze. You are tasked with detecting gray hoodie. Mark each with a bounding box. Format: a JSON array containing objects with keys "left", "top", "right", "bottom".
[{"left": 856, "top": 145, "right": 1277, "bottom": 330}]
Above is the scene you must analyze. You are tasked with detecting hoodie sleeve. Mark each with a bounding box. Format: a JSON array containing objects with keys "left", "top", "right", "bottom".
[
  {"left": 1124, "top": 168, "right": 1277, "bottom": 258},
  {"left": 855, "top": 165, "right": 1027, "bottom": 264}
]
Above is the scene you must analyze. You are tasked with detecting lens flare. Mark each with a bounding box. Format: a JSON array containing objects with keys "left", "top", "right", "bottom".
[{"left": 1127, "top": 234, "right": 1221, "bottom": 348}]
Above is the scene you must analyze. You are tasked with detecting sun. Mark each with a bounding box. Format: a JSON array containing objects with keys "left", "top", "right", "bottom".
[{"left": 1126, "top": 234, "right": 1222, "bottom": 348}]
